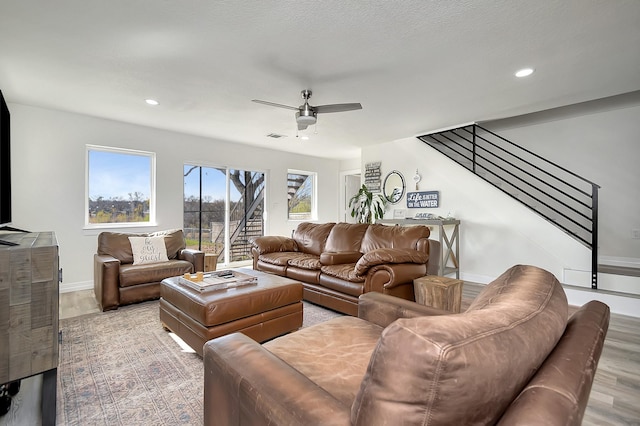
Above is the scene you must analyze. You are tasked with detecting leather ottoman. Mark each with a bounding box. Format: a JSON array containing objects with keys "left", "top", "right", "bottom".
[{"left": 159, "top": 268, "right": 303, "bottom": 356}]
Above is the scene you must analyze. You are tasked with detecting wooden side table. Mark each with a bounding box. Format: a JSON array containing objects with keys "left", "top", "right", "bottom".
[
  {"left": 204, "top": 253, "right": 219, "bottom": 272},
  {"left": 413, "top": 275, "right": 463, "bottom": 313}
]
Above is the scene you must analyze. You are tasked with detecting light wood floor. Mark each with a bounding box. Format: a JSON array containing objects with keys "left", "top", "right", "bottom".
[{"left": 55, "top": 284, "right": 640, "bottom": 425}]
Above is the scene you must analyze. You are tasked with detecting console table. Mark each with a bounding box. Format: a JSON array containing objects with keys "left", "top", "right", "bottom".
[
  {"left": 0, "top": 232, "right": 59, "bottom": 426},
  {"left": 378, "top": 218, "right": 460, "bottom": 278}
]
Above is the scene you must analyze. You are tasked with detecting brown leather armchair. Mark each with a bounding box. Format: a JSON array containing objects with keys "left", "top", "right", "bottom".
[
  {"left": 94, "top": 229, "right": 204, "bottom": 311},
  {"left": 203, "top": 265, "right": 609, "bottom": 425}
]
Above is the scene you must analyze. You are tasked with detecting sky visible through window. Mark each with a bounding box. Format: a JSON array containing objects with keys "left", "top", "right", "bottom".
[
  {"left": 183, "top": 166, "right": 237, "bottom": 201},
  {"left": 89, "top": 150, "right": 151, "bottom": 200}
]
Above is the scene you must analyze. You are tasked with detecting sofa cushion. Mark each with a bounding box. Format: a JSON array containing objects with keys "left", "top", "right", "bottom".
[
  {"left": 351, "top": 265, "right": 568, "bottom": 426},
  {"left": 97, "top": 229, "right": 186, "bottom": 263},
  {"left": 324, "top": 223, "right": 369, "bottom": 252},
  {"left": 149, "top": 229, "right": 186, "bottom": 260},
  {"left": 320, "top": 251, "right": 363, "bottom": 266},
  {"left": 293, "top": 222, "right": 335, "bottom": 255},
  {"left": 97, "top": 231, "right": 141, "bottom": 264},
  {"left": 259, "top": 252, "right": 307, "bottom": 267},
  {"left": 360, "top": 224, "right": 431, "bottom": 252},
  {"left": 119, "top": 259, "right": 194, "bottom": 287},
  {"left": 287, "top": 253, "right": 322, "bottom": 270},
  {"left": 251, "top": 235, "right": 298, "bottom": 255},
  {"left": 353, "top": 248, "right": 429, "bottom": 276},
  {"left": 320, "top": 263, "right": 365, "bottom": 283},
  {"left": 265, "top": 316, "right": 383, "bottom": 407},
  {"left": 129, "top": 236, "right": 169, "bottom": 265}
]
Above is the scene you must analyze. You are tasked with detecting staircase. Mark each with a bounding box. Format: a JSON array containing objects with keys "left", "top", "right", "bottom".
[
  {"left": 418, "top": 124, "right": 601, "bottom": 288},
  {"left": 227, "top": 211, "right": 264, "bottom": 262},
  {"left": 213, "top": 178, "right": 265, "bottom": 263}
]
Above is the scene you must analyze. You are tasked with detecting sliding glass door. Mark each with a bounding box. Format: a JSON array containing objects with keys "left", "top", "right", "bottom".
[{"left": 184, "top": 165, "right": 265, "bottom": 264}]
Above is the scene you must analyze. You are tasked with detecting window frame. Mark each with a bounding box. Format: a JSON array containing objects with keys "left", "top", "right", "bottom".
[
  {"left": 287, "top": 169, "right": 317, "bottom": 221},
  {"left": 85, "top": 145, "right": 157, "bottom": 229}
]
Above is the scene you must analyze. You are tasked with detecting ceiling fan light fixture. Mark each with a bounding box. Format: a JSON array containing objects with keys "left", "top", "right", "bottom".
[{"left": 296, "top": 111, "right": 317, "bottom": 125}]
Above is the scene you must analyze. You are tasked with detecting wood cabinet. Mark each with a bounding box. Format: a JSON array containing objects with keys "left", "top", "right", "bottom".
[{"left": 0, "top": 231, "right": 59, "bottom": 425}]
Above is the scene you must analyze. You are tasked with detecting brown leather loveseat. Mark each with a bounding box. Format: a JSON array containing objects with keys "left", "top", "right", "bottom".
[
  {"left": 94, "top": 229, "right": 204, "bottom": 311},
  {"left": 250, "top": 222, "right": 441, "bottom": 315},
  {"left": 204, "top": 265, "right": 610, "bottom": 425}
]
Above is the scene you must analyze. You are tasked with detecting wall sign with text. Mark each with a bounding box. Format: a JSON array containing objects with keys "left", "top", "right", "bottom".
[
  {"left": 406, "top": 191, "right": 440, "bottom": 208},
  {"left": 364, "top": 161, "right": 381, "bottom": 192}
]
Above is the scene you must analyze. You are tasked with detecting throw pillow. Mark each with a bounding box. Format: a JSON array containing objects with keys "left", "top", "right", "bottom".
[{"left": 128, "top": 236, "right": 169, "bottom": 265}]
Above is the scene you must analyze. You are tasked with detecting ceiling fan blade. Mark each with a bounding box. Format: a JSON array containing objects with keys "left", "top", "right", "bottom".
[
  {"left": 252, "top": 99, "right": 299, "bottom": 111},
  {"left": 314, "top": 103, "right": 362, "bottom": 114}
]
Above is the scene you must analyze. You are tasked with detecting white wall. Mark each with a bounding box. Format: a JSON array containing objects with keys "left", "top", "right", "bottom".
[
  {"left": 484, "top": 91, "right": 640, "bottom": 265},
  {"left": 364, "top": 138, "right": 591, "bottom": 286},
  {"left": 9, "top": 104, "right": 341, "bottom": 291},
  {"left": 361, "top": 92, "right": 640, "bottom": 299}
]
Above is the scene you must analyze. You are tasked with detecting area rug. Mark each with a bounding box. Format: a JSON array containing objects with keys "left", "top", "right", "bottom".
[{"left": 57, "top": 300, "right": 342, "bottom": 425}]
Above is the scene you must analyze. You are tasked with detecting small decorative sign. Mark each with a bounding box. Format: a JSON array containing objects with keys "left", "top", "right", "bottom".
[
  {"left": 407, "top": 191, "right": 440, "bottom": 208},
  {"left": 364, "top": 161, "right": 382, "bottom": 192}
]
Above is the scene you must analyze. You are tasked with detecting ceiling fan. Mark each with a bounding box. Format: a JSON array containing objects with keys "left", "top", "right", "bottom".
[{"left": 252, "top": 89, "right": 362, "bottom": 131}]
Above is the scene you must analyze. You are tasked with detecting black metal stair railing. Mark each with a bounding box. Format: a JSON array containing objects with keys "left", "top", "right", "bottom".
[{"left": 418, "top": 124, "right": 601, "bottom": 289}]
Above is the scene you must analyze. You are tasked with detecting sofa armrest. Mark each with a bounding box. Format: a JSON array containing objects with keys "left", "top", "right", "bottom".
[
  {"left": 426, "top": 239, "right": 441, "bottom": 276},
  {"left": 320, "top": 251, "right": 363, "bottom": 265},
  {"left": 359, "top": 263, "right": 429, "bottom": 306},
  {"left": 204, "top": 333, "right": 351, "bottom": 426},
  {"left": 250, "top": 235, "right": 298, "bottom": 255},
  {"left": 354, "top": 248, "right": 429, "bottom": 276},
  {"left": 94, "top": 254, "right": 121, "bottom": 311},
  {"left": 497, "top": 300, "right": 610, "bottom": 426},
  {"left": 358, "top": 292, "right": 450, "bottom": 328},
  {"left": 179, "top": 248, "right": 204, "bottom": 272}
]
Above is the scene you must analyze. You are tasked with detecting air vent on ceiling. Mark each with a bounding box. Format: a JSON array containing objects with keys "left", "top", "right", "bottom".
[{"left": 266, "top": 133, "right": 287, "bottom": 139}]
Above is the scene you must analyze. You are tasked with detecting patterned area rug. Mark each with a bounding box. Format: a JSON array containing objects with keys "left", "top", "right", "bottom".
[{"left": 57, "top": 300, "right": 342, "bottom": 425}]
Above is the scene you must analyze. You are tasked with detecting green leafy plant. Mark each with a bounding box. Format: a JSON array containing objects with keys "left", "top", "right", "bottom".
[{"left": 349, "top": 184, "right": 387, "bottom": 224}]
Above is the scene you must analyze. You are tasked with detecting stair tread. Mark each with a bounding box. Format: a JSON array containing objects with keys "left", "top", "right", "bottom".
[{"left": 598, "top": 265, "right": 640, "bottom": 277}]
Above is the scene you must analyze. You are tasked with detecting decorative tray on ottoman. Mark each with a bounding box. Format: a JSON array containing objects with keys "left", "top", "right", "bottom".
[{"left": 178, "top": 270, "right": 258, "bottom": 292}]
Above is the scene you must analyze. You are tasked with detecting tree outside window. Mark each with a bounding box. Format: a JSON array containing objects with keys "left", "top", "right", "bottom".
[
  {"left": 184, "top": 165, "right": 265, "bottom": 263},
  {"left": 287, "top": 170, "right": 316, "bottom": 220},
  {"left": 86, "top": 146, "right": 155, "bottom": 226}
]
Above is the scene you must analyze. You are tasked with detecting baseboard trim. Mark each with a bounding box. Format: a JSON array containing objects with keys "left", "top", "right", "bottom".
[{"left": 60, "top": 280, "right": 93, "bottom": 293}]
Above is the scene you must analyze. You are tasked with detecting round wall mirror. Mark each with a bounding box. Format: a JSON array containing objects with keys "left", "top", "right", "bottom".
[{"left": 383, "top": 170, "right": 405, "bottom": 204}]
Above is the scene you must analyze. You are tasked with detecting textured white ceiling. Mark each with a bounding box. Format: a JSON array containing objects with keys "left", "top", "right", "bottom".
[{"left": 1, "top": 0, "right": 639, "bottom": 159}]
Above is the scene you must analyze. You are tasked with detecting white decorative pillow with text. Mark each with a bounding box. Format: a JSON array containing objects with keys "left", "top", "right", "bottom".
[{"left": 128, "top": 236, "right": 169, "bottom": 265}]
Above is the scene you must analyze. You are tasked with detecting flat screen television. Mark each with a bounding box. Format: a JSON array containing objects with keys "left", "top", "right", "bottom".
[{"left": 0, "top": 89, "right": 12, "bottom": 229}]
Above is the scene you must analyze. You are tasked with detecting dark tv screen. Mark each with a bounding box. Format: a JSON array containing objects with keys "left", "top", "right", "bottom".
[{"left": 0, "top": 89, "right": 11, "bottom": 227}]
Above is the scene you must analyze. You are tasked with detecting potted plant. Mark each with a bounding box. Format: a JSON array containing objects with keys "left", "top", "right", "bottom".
[{"left": 349, "top": 184, "right": 387, "bottom": 224}]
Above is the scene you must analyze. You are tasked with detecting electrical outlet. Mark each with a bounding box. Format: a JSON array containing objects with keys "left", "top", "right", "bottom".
[{"left": 632, "top": 229, "right": 640, "bottom": 239}]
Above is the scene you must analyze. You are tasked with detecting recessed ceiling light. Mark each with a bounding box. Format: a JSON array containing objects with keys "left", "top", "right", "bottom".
[
  {"left": 145, "top": 99, "right": 159, "bottom": 106},
  {"left": 515, "top": 68, "right": 534, "bottom": 78}
]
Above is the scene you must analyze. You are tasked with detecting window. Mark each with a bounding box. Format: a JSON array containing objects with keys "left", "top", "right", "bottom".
[
  {"left": 287, "top": 170, "right": 316, "bottom": 220},
  {"left": 86, "top": 146, "right": 155, "bottom": 227},
  {"left": 184, "top": 164, "right": 264, "bottom": 263}
]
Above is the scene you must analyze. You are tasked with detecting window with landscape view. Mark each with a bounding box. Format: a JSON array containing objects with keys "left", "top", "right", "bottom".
[
  {"left": 287, "top": 170, "right": 316, "bottom": 220},
  {"left": 184, "top": 165, "right": 265, "bottom": 263},
  {"left": 86, "top": 146, "right": 155, "bottom": 227}
]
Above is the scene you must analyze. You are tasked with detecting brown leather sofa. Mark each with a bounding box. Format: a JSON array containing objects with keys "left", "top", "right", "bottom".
[
  {"left": 250, "top": 222, "right": 441, "bottom": 315},
  {"left": 94, "top": 229, "right": 204, "bottom": 311},
  {"left": 203, "top": 265, "right": 610, "bottom": 426}
]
